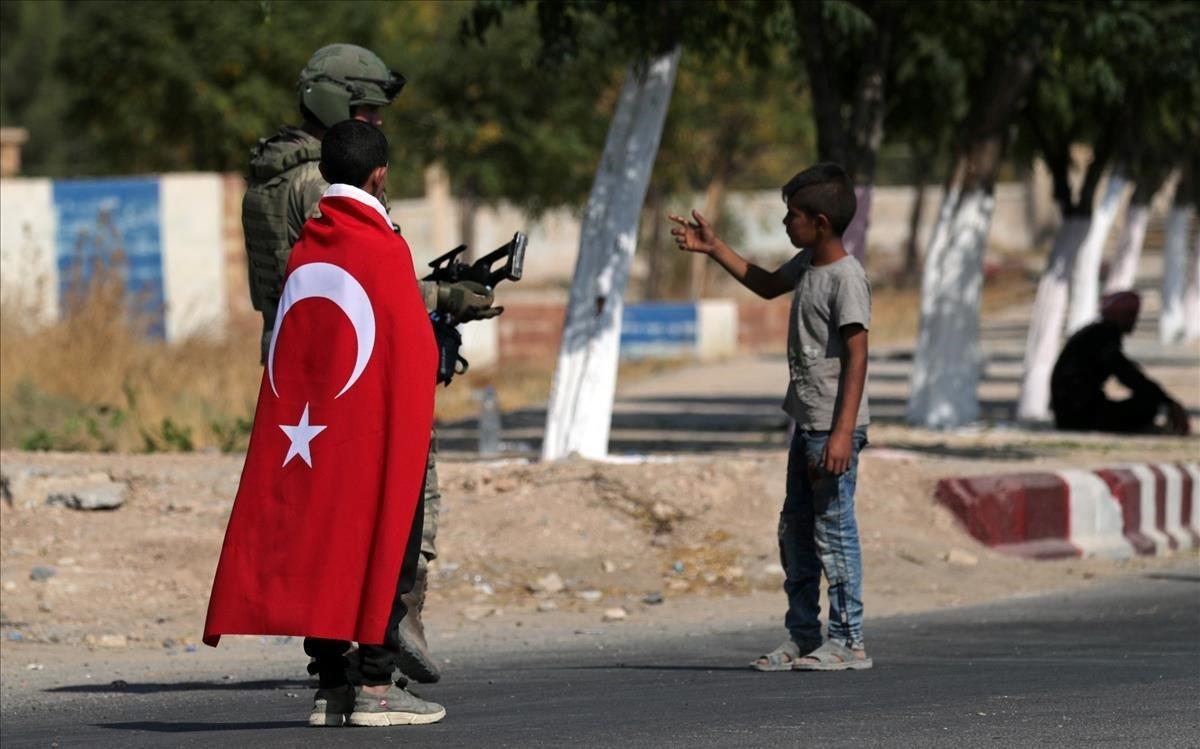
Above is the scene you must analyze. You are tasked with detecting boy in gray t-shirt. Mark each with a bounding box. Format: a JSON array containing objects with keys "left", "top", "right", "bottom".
[{"left": 670, "top": 163, "right": 872, "bottom": 671}]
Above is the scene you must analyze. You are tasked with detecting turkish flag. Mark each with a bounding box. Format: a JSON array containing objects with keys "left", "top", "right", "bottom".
[{"left": 204, "top": 188, "right": 436, "bottom": 647}]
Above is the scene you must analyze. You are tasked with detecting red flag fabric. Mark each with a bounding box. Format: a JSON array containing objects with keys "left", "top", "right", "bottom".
[{"left": 204, "top": 187, "right": 436, "bottom": 647}]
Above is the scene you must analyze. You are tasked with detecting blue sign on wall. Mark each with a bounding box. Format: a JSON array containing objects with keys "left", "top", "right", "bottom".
[
  {"left": 52, "top": 178, "right": 165, "bottom": 337},
  {"left": 620, "top": 302, "right": 697, "bottom": 358}
]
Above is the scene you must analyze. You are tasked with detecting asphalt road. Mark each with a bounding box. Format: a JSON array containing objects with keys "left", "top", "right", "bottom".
[{"left": 3, "top": 570, "right": 1198, "bottom": 748}]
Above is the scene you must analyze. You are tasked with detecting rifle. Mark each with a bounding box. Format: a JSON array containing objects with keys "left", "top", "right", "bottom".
[{"left": 424, "top": 232, "right": 526, "bottom": 385}]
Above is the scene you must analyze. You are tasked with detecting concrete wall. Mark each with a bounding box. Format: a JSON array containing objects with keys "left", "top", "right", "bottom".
[{"left": 1, "top": 174, "right": 227, "bottom": 340}]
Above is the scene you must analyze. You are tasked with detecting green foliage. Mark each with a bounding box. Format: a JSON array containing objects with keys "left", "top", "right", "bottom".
[
  {"left": 2, "top": 379, "right": 125, "bottom": 452},
  {"left": 211, "top": 415, "right": 254, "bottom": 453},
  {"left": 140, "top": 418, "right": 195, "bottom": 453}
]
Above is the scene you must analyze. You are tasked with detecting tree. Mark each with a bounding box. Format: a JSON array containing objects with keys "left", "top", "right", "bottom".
[
  {"left": 907, "top": 0, "right": 1041, "bottom": 428},
  {"left": 0, "top": 0, "right": 70, "bottom": 174},
  {"left": 1015, "top": 1, "right": 1194, "bottom": 420}
]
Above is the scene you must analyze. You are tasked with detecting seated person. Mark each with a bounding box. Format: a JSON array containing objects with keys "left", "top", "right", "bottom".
[{"left": 1050, "top": 291, "right": 1190, "bottom": 435}]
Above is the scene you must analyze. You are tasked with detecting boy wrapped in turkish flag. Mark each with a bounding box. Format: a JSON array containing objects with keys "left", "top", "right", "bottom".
[{"left": 204, "top": 120, "right": 444, "bottom": 727}]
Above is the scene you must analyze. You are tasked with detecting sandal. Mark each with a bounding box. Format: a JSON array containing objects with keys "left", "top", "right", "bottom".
[
  {"left": 750, "top": 639, "right": 820, "bottom": 672},
  {"left": 791, "top": 639, "right": 873, "bottom": 671}
]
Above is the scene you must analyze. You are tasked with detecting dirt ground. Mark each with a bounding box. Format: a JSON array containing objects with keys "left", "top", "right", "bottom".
[{"left": 2, "top": 426, "right": 1196, "bottom": 672}]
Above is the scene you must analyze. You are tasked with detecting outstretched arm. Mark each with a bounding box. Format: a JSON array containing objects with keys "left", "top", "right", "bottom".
[{"left": 668, "top": 210, "right": 793, "bottom": 300}]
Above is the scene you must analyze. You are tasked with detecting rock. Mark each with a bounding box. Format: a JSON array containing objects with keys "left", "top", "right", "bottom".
[
  {"left": 601, "top": 560, "right": 616, "bottom": 574},
  {"left": 536, "top": 600, "right": 558, "bottom": 613},
  {"left": 602, "top": 607, "right": 627, "bottom": 622},
  {"left": 528, "top": 572, "right": 565, "bottom": 595},
  {"left": 760, "top": 562, "right": 785, "bottom": 577},
  {"left": 943, "top": 549, "right": 979, "bottom": 567},
  {"left": 642, "top": 591, "right": 664, "bottom": 605},
  {"left": 651, "top": 533, "right": 671, "bottom": 548},
  {"left": 650, "top": 502, "right": 682, "bottom": 524},
  {"left": 29, "top": 566, "right": 56, "bottom": 582},
  {"left": 86, "top": 634, "right": 128, "bottom": 648},
  {"left": 46, "top": 481, "right": 127, "bottom": 511},
  {"left": 722, "top": 566, "right": 745, "bottom": 580},
  {"left": 577, "top": 589, "right": 602, "bottom": 603},
  {"left": 3, "top": 581, "right": 16, "bottom": 592},
  {"left": 702, "top": 572, "right": 718, "bottom": 584},
  {"left": 462, "top": 605, "right": 496, "bottom": 621},
  {"left": 666, "top": 579, "right": 690, "bottom": 592},
  {"left": 26, "top": 663, "right": 44, "bottom": 671}
]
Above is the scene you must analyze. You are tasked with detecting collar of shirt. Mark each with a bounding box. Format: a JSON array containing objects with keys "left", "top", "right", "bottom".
[{"left": 322, "top": 183, "right": 392, "bottom": 230}]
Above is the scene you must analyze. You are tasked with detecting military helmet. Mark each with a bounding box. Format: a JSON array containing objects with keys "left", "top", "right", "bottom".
[{"left": 297, "top": 44, "right": 405, "bottom": 129}]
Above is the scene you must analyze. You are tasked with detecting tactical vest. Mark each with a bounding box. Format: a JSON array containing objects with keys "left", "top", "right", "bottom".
[{"left": 241, "top": 128, "right": 324, "bottom": 362}]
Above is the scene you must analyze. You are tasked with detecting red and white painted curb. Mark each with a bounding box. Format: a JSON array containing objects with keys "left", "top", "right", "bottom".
[{"left": 935, "top": 463, "right": 1199, "bottom": 559}]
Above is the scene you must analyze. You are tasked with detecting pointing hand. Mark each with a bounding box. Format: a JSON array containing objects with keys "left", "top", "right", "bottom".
[{"left": 668, "top": 210, "right": 719, "bottom": 255}]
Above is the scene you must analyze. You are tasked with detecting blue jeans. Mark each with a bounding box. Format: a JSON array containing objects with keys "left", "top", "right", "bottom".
[{"left": 779, "top": 427, "right": 868, "bottom": 648}]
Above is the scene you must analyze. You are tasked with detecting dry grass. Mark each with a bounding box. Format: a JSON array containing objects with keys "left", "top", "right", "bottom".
[{"left": 1, "top": 279, "right": 262, "bottom": 452}]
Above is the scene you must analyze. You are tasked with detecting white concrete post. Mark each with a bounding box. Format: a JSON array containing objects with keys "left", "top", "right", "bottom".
[{"left": 541, "top": 50, "right": 680, "bottom": 461}]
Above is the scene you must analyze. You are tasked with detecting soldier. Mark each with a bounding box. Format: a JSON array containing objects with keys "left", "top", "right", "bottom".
[{"left": 242, "top": 43, "right": 498, "bottom": 684}]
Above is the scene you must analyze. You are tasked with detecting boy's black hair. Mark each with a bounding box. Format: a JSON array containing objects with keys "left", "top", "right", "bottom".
[
  {"left": 320, "top": 120, "right": 389, "bottom": 188},
  {"left": 781, "top": 163, "right": 857, "bottom": 236}
]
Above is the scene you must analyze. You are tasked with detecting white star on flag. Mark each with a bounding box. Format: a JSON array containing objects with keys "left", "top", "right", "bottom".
[{"left": 279, "top": 403, "right": 326, "bottom": 468}]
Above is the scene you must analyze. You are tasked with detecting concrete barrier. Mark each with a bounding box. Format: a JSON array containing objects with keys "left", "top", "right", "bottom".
[{"left": 936, "top": 462, "right": 1198, "bottom": 559}]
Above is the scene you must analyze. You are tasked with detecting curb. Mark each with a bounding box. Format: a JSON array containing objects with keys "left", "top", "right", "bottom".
[{"left": 935, "top": 462, "right": 1200, "bottom": 559}]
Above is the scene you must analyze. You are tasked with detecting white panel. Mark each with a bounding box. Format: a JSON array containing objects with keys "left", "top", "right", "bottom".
[
  {"left": 459, "top": 316, "right": 499, "bottom": 371},
  {"left": 1183, "top": 464, "right": 1200, "bottom": 535},
  {"left": 159, "top": 173, "right": 226, "bottom": 341},
  {"left": 1154, "top": 464, "right": 1191, "bottom": 550},
  {"left": 0, "top": 178, "right": 58, "bottom": 324},
  {"left": 1125, "top": 464, "right": 1171, "bottom": 554},
  {"left": 1060, "top": 469, "right": 1133, "bottom": 559},
  {"left": 696, "top": 299, "right": 738, "bottom": 361}
]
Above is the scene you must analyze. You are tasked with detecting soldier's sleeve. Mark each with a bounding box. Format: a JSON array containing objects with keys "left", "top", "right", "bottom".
[{"left": 419, "top": 280, "right": 438, "bottom": 312}]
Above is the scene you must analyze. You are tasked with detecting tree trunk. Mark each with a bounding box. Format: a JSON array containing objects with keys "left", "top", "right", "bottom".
[
  {"left": 906, "top": 183, "right": 995, "bottom": 427},
  {"left": 643, "top": 187, "right": 665, "bottom": 300},
  {"left": 1183, "top": 230, "right": 1200, "bottom": 343},
  {"left": 842, "top": 184, "right": 874, "bottom": 263},
  {"left": 689, "top": 169, "right": 728, "bottom": 300},
  {"left": 1103, "top": 196, "right": 1150, "bottom": 294},
  {"left": 1015, "top": 216, "right": 1091, "bottom": 421},
  {"left": 541, "top": 50, "right": 679, "bottom": 461},
  {"left": 1016, "top": 133, "right": 1114, "bottom": 422},
  {"left": 900, "top": 153, "right": 933, "bottom": 286},
  {"left": 906, "top": 51, "right": 1035, "bottom": 428},
  {"left": 1066, "top": 174, "right": 1127, "bottom": 333},
  {"left": 458, "top": 189, "right": 478, "bottom": 261},
  {"left": 1160, "top": 204, "right": 1194, "bottom": 344}
]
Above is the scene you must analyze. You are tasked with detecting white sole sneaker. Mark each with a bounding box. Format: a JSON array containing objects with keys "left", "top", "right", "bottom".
[{"left": 348, "top": 706, "right": 446, "bottom": 726}]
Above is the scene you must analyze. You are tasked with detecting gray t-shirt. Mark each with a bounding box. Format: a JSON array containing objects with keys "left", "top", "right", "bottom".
[{"left": 779, "top": 251, "right": 871, "bottom": 430}]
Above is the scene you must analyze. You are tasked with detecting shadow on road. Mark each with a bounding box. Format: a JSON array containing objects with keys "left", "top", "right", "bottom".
[
  {"left": 97, "top": 720, "right": 299, "bottom": 733},
  {"left": 49, "top": 678, "right": 308, "bottom": 695}
]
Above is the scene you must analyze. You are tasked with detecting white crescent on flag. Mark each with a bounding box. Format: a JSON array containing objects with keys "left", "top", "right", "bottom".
[{"left": 267, "top": 262, "right": 376, "bottom": 399}]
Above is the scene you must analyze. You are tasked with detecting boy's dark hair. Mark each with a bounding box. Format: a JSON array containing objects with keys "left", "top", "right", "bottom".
[
  {"left": 320, "top": 120, "right": 389, "bottom": 187},
  {"left": 782, "top": 163, "right": 857, "bottom": 236}
]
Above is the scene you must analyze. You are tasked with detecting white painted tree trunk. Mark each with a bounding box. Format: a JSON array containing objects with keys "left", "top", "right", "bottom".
[
  {"left": 1067, "top": 176, "right": 1127, "bottom": 333},
  {"left": 906, "top": 186, "right": 995, "bottom": 427},
  {"left": 1103, "top": 201, "right": 1150, "bottom": 294},
  {"left": 1016, "top": 216, "right": 1091, "bottom": 421},
  {"left": 541, "top": 50, "right": 679, "bottom": 461},
  {"left": 1183, "top": 231, "right": 1200, "bottom": 343},
  {"left": 842, "top": 183, "right": 873, "bottom": 264},
  {"left": 1160, "top": 205, "right": 1195, "bottom": 345}
]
